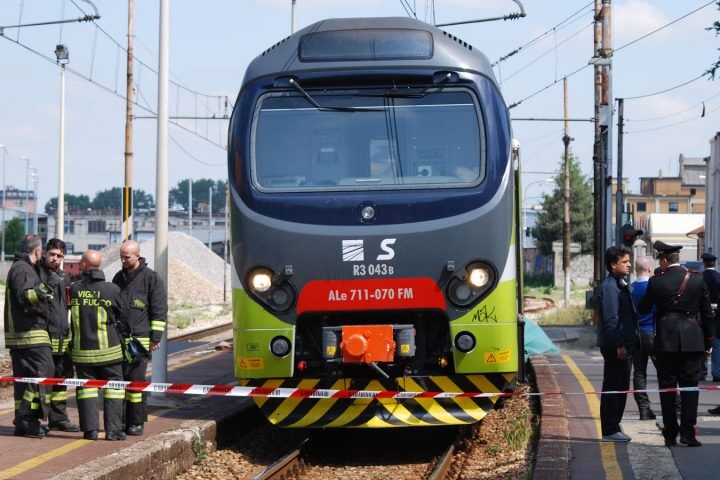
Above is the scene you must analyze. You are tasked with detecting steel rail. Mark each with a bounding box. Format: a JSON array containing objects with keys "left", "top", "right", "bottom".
[
  {"left": 252, "top": 437, "right": 310, "bottom": 480},
  {"left": 427, "top": 443, "right": 455, "bottom": 480}
]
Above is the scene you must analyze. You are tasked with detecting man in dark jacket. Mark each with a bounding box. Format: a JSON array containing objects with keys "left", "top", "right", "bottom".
[
  {"left": 70, "top": 250, "right": 127, "bottom": 441},
  {"left": 3, "top": 235, "right": 56, "bottom": 438},
  {"left": 112, "top": 240, "right": 167, "bottom": 436},
  {"left": 701, "top": 253, "right": 720, "bottom": 414},
  {"left": 37, "top": 238, "right": 79, "bottom": 432},
  {"left": 598, "top": 245, "right": 639, "bottom": 442},
  {"left": 638, "top": 242, "right": 714, "bottom": 447}
]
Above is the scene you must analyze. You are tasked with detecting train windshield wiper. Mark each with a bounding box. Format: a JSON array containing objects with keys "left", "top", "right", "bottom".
[{"left": 288, "top": 78, "right": 385, "bottom": 112}]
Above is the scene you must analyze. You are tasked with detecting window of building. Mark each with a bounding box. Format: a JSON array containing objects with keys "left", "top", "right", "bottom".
[
  {"left": 87, "top": 244, "right": 106, "bottom": 250},
  {"left": 87, "top": 220, "right": 106, "bottom": 233},
  {"left": 668, "top": 202, "right": 679, "bottom": 213},
  {"left": 636, "top": 202, "right": 646, "bottom": 212},
  {"left": 64, "top": 220, "right": 75, "bottom": 234}
]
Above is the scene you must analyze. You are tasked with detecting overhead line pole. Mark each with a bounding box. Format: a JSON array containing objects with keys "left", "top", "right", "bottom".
[
  {"left": 123, "top": 0, "right": 134, "bottom": 242},
  {"left": 592, "top": 0, "right": 604, "bottom": 323},
  {"left": 616, "top": 98, "right": 624, "bottom": 245},
  {"left": 602, "top": 0, "right": 614, "bottom": 250},
  {"left": 563, "top": 78, "right": 572, "bottom": 307}
]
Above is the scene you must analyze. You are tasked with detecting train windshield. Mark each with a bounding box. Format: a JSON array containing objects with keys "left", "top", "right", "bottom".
[{"left": 252, "top": 89, "right": 485, "bottom": 191}]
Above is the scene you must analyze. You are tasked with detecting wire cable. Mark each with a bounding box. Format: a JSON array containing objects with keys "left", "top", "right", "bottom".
[
  {"left": 628, "top": 92, "right": 720, "bottom": 122},
  {"left": 621, "top": 72, "right": 709, "bottom": 100},
  {"left": 492, "top": 1, "right": 593, "bottom": 67},
  {"left": 626, "top": 104, "right": 720, "bottom": 134}
]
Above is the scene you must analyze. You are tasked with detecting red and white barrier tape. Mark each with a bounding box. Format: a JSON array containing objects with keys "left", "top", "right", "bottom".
[{"left": 1, "top": 376, "right": 720, "bottom": 400}]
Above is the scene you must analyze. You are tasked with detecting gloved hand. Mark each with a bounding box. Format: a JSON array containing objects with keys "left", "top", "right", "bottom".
[{"left": 34, "top": 282, "right": 55, "bottom": 302}]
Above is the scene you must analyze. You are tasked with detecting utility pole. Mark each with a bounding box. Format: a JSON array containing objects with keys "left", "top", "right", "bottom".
[
  {"left": 291, "top": 0, "right": 297, "bottom": 34},
  {"left": 208, "top": 186, "right": 213, "bottom": 250},
  {"left": 188, "top": 179, "right": 192, "bottom": 237},
  {"left": 31, "top": 168, "right": 38, "bottom": 235},
  {"left": 563, "top": 78, "right": 572, "bottom": 307},
  {"left": 151, "top": 0, "right": 169, "bottom": 389},
  {"left": 602, "top": 0, "right": 614, "bottom": 251},
  {"left": 22, "top": 157, "right": 30, "bottom": 234},
  {"left": 615, "top": 98, "right": 624, "bottom": 245},
  {"left": 122, "top": 0, "right": 135, "bottom": 242},
  {"left": 0, "top": 145, "right": 5, "bottom": 278}
]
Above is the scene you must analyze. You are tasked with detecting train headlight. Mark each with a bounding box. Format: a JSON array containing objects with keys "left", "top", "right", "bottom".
[
  {"left": 445, "top": 260, "right": 496, "bottom": 308},
  {"left": 250, "top": 270, "right": 272, "bottom": 293},
  {"left": 454, "top": 331, "right": 476, "bottom": 353},
  {"left": 270, "top": 336, "right": 292, "bottom": 357},
  {"left": 246, "top": 267, "right": 297, "bottom": 313},
  {"left": 468, "top": 267, "right": 490, "bottom": 287}
]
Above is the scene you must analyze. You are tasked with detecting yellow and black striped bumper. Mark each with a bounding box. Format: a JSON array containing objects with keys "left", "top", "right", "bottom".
[{"left": 240, "top": 373, "right": 516, "bottom": 428}]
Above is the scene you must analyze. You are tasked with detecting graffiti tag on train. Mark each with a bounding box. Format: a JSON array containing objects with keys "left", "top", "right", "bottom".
[{"left": 472, "top": 305, "right": 497, "bottom": 323}]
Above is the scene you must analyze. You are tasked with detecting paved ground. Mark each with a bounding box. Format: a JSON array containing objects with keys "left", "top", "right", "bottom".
[
  {"left": 544, "top": 325, "right": 720, "bottom": 479},
  {"left": 0, "top": 348, "right": 245, "bottom": 479}
]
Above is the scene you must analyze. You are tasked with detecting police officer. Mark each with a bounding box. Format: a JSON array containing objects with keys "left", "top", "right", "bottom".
[
  {"left": 701, "top": 253, "right": 720, "bottom": 414},
  {"left": 4, "top": 235, "right": 55, "bottom": 438},
  {"left": 638, "top": 241, "right": 714, "bottom": 447},
  {"left": 37, "top": 238, "right": 80, "bottom": 432},
  {"left": 70, "top": 250, "right": 127, "bottom": 441},
  {"left": 112, "top": 240, "right": 167, "bottom": 436}
]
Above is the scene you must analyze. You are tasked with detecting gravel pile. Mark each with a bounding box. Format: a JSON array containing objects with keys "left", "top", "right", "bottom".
[{"left": 102, "top": 232, "right": 230, "bottom": 305}]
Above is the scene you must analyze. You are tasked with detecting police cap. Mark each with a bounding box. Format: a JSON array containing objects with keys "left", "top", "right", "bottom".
[
  {"left": 701, "top": 252, "right": 718, "bottom": 262},
  {"left": 653, "top": 241, "right": 683, "bottom": 255}
]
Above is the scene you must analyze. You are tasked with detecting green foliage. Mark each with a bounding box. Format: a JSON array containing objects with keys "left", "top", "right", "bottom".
[
  {"left": 532, "top": 154, "right": 593, "bottom": 255},
  {"left": 536, "top": 305, "right": 591, "bottom": 326},
  {"left": 4, "top": 218, "right": 25, "bottom": 255},
  {"left": 503, "top": 410, "right": 535, "bottom": 450},
  {"left": 169, "top": 179, "right": 227, "bottom": 213},
  {"left": 91, "top": 187, "right": 154, "bottom": 212},
  {"left": 707, "top": 1, "right": 720, "bottom": 79},
  {"left": 44, "top": 194, "right": 91, "bottom": 214}
]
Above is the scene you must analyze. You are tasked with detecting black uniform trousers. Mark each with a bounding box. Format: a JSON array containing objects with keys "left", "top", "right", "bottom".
[
  {"left": 656, "top": 351, "right": 703, "bottom": 437},
  {"left": 600, "top": 347, "right": 632, "bottom": 436},
  {"left": 123, "top": 356, "right": 149, "bottom": 426},
  {"left": 49, "top": 352, "right": 74, "bottom": 424},
  {"left": 76, "top": 363, "right": 125, "bottom": 433},
  {"left": 632, "top": 331, "right": 655, "bottom": 414},
  {"left": 11, "top": 346, "right": 53, "bottom": 431}
]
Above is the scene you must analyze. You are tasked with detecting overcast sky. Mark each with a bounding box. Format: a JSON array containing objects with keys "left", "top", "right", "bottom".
[{"left": 0, "top": 0, "right": 718, "bottom": 209}]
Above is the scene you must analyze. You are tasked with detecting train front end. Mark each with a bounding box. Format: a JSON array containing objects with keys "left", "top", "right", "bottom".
[{"left": 229, "top": 17, "right": 519, "bottom": 428}]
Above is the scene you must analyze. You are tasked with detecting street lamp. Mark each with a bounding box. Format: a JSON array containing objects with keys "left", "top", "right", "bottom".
[
  {"left": 19, "top": 156, "right": 30, "bottom": 234},
  {"left": 30, "top": 168, "right": 38, "bottom": 235},
  {"left": 55, "top": 44, "right": 69, "bottom": 240}
]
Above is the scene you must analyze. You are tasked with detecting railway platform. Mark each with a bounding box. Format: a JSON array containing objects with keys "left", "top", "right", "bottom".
[
  {"left": 534, "top": 325, "right": 720, "bottom": 480},
  {"left": 0, "top": 343, "right": 252, "bottom": 480}
]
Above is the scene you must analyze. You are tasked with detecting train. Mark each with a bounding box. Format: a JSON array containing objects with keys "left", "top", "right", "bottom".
[{"left": 228, "top": 17, "right": 522, "bottom": 428}]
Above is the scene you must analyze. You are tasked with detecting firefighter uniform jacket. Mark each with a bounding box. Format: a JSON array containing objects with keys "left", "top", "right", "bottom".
[
  {"left": 38, "top": 263, "right": 72, "bottom": 355},
  {"left": 4, "top": 253, "right": 51, "bottom": 349},
  {"left": 70, "top": 269, "right": 126, "bottom": 366},
  {"left": 112, "top": 258, "right": 167, "bottom": 348}
]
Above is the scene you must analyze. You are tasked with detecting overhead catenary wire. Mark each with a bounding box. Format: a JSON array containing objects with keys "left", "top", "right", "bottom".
[
  {"left": 622, "top": 72, "right": 709, "bottom": 100},
  {"left": 626, "top": 104, "right": 720, "bottom": 134},
  {"left": 492, "top": 1, "right": 593, "bottom": 67},
  {"left": 507, "top": 0, "right": 716, "bottom": 110},
  {"left": 628, "top": 92, "right": 720, "bottom": 122}
]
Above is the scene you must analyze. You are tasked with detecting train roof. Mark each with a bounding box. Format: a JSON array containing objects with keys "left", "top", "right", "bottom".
[{"left": 242, "top": 17, "right": 496, "bottom": 86}]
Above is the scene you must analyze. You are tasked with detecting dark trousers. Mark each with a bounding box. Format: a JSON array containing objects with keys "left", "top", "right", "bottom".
[
  {"left": 49, "top": 352, "right": 74, "bottom": 424},
  {"left": 632, "top": 331, "right": 656, "bottom": 413},
  {"left": 123, "top": 356, "right": 149, "bottom": 426},
  {"left": 10, "top": 347, "right": 53, "bottom": 430},
  {"left": 600, "top": 347, "right": 632, "bottom": 436},
  {"left": 656, "top": 351, "right": 703, "bottom": 437},
  {"left": 76, "top": 363, "right": 125, "bottom": 432}
]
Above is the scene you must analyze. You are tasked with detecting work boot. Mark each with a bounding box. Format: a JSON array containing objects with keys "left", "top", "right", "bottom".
[
  {"left": 105, "top": 430, "right": 127, "bottom": 441},
  {"left": 13, "top": 426, "right": 46, "bottom": 439},
  {"left": 680, "top": 435, "right": 702, "bottom": 447},
  {"left": 49, "top": 420, "right": 80, "bottom": 432},
  {"left": 708, "top": 406, "right": 720, "bottom": 415},
  {"left": 83, "top": 430, "right": 99, "bottom": 441},
  {"left": 126, "top": 424, "right": 144, "bottom": 436}
]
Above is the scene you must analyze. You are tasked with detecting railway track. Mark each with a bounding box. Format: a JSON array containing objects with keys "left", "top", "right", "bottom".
[
  {"left": 170, "top": 321, "right": 233, "bottom": 343},
  {"left": 251, "top": 437, "right": 310, "bottom": 480}
]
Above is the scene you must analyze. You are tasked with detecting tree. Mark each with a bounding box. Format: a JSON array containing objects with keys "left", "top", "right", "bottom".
[
  {"left": 169, "top": 178, "right": 226, "bottom": 213},
  {"left": 44, "top": 194, "right": 91, "bottom": 215},
  {"left": 4, "top": 218, "right": 25, "bottom": 256},
  {"left": 532, "top": 154, "right": 594, "bottom": 254},
  {"left": 91, "top": 187, "right": 154, "bottom": 212}
]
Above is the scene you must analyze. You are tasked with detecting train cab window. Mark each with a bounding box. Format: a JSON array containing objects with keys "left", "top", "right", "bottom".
[{"left": 252, "top": 89, "right": 484, "bottom": 192}]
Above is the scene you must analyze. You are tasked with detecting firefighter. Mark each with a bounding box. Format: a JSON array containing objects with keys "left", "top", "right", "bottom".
[
  {"left": 112, "top": 240, "right": 167, "bottom": 436},
  {"left": 37, "top": 238, "right": 80, "bottom": 432},
  {"left": 70, "top": 250, "right": 127, "bottom": 441},
  {"left": 4, "top": 235, "right": 55, "bottom": 438}
]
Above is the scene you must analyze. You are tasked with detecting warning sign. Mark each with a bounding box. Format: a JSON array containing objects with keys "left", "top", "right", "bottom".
[
  {"left": 237, "top": 357, "right": 264, "bottom": 370},
  {"left": 326, "top": 346, "right": 337, "bottom": 357},
  {"left": 400, "top": 344, "right": 410, "bottom": 354},
  {"left": 483, "top": 349, "right": 512, "bottom": 364}
]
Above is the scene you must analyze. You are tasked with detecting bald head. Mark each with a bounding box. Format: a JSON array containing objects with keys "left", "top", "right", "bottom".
[
  {"left": 120, "top": 240, "right": 141, "bottom": 272},
  {"left": 635, "top": 255, "right": 655, "bottom": 277},
  {"left": 80, "top": 250, "right": 102, "bottom": 272}
]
